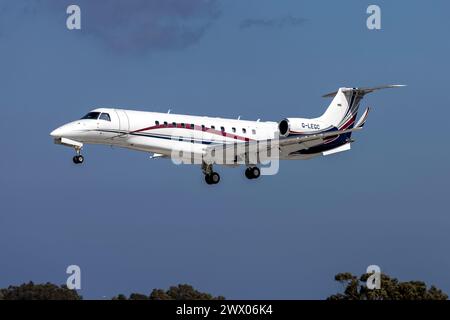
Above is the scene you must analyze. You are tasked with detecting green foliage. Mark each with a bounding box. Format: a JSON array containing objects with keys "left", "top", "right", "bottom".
[
  {"left": 129, "top": 293, "right": 150, "bottom": 300},
  {"left": 328, "top": 272, "right": 448, "bottom": 300},
  {"left": 113, "top": 284, "right": 225, "bottom": 300},
  {"left": 1, "top": 282, "right": 223, "bottom": 300},
  {"left": 164, "top": 284, "right": 218, "bottom": 300},
  {"left": 2, "top": 276, "right": 445, "bottom": 300},
  {"left": 149, "top": 288, "right": 172, "bottom": 300},
  {"left": 0, "top": 282, "right": 81, "bottom": 300},
  {"left": 112, "top": 294, "right": 127, "bottom": 300}
]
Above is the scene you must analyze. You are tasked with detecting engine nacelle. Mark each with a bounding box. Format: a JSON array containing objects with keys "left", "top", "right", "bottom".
[{"left": 278, "top": 118, "right": 322, "bottom": 137}]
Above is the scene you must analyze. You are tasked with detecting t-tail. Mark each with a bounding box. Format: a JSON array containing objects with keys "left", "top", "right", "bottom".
[
  {"left": 308, "top": 84, "right": 405, "bottom": 156},
  {"left": 319, "top": 85, "right": 406, "bottom": 131}
]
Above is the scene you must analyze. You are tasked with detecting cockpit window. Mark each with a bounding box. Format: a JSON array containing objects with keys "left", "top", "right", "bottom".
[
  {"left": 99, "top": 113, "right": 111, "bottom": 121},
  {"left": 81, "top": 112, "right": 101, "bottom": 120}
]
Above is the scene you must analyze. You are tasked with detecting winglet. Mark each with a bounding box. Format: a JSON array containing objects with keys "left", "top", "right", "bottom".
[{"left": 354, "top": 107, "right": 371, "bottom": 128}]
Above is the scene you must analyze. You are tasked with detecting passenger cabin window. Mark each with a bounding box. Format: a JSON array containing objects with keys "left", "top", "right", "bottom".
[
  {"left": 155, "top": 120, "right": 159, "bottom": 125},
  {"left": 242, "top": 128, "right": 247, "bottom": 134},
  {"left": 201, "top": 125, "right": 206, "bottom": 130},
  {"left": 181, "top": 123, "right": 185, "bottom": 128},
  {"left": 99, "top": 113, "right": 111, "bottom": 121},
  {"left": 172, "top": 122, "right": 176, "bottom": 127},
  {"left": 211, "top": 125, "right": 215, "bottom": 130},
  {"left": 190, "top": 124, "right": 194, "bottom": 129},
  {"left": 220, "top": 126, "right": 225, "bottom": 132},
  {"left": 164, "top": 121, "right": 168, "bottom": 127},
  {"left": 81, "top": 112, "right": 101, "bottom": 120},
  {"left": 232, "top": 127, "right": 236, "bottom": 133},
  {"left": 252, "top": 129, "right": 256, "bottom": 135}
]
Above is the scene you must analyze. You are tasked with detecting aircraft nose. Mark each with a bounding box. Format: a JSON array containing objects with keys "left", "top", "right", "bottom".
[
  {"left": 50, "top": 127, "right": 64, "bottom": 137},
  {"left": 50, "top": 122, "right": 82, "bottom": 138}
]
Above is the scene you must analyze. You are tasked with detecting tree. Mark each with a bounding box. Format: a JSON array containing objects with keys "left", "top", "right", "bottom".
[
  {"left": 112, "top": 284, "right": 225, "bottom": 300},
  {"left": 129, "top": 293, "right": 150, "bottom": 300},
  {"left": 0, "top": 282, "right": 81, "bottom": 300},
  {"left": 163, "top": 284, "right": 225, "bottom": 300},
  {"left": 149, "top": 289, "right": 172, "bottom": 300},
  {"left": 112, "top": 294, "right": 127, "bottom": 300},
  {"left": 328, "top": 272, "right": 448, "bottom": 300}
]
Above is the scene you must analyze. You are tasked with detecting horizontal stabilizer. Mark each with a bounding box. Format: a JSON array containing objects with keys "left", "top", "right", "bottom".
[{"left": 323, "top": 84, "right": 406, "bottom": 98}]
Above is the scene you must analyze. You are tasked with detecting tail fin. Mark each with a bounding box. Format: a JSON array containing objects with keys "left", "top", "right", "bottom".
[{"left": 319, "top": 85, "right": 405, "bottom": 130}]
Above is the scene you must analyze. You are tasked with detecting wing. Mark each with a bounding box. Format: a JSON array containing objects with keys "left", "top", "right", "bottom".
[{"left": 203, "top": 127, "right": 362, "bottom": 164}]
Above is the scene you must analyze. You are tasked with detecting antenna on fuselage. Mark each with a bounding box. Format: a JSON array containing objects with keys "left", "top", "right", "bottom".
[
  {"left": 237, "top": 115, "right": 241, "bottom": 120},
  {"left": 167, "top": 109, "right": 171, "bottom": 114},
  {"left": 257, "top": 119, "right": 260, "bottom": 122}
]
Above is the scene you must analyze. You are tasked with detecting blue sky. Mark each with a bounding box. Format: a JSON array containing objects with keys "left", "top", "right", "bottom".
[{"left": 0, "top": 0, "right": 449, "bottom": 299}]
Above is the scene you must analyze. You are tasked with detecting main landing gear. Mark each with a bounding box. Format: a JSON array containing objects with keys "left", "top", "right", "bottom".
[
  {"left": 72, "top": 147, "right": 84, "bottom": 165},
  {"left": 202, "top": 162, "right": 220, "bottom": 185},
  {"left": 205, "top": 172, "right": 220, "bottom": 185},
  {"left": 245, "top": 166, "right": 260, "bottom": 180},
  {"left": 201, "top": 163, "right": 261, "bottom": 184}
]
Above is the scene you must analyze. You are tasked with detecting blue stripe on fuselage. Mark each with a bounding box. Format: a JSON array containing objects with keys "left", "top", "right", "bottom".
[{"left": 287, "top": 126, "right": 352, "bottom": 155}]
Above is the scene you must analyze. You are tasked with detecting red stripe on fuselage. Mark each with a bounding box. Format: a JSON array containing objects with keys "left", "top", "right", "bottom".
[{"left": 131, "top": 123, "right": 252, "bottom": 141}]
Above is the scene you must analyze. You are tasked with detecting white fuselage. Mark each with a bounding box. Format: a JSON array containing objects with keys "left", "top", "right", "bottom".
[{"left": 50, "top": 108, "right": 322, "bottom": 161}]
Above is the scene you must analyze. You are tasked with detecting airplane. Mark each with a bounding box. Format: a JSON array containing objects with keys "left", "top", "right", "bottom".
[{"left": 50, "top": 85, "right": 404, "bottom": 185}]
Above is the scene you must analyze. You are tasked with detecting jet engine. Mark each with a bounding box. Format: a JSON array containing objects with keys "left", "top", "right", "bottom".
[{"left": 278, "top": 118, "right": 321, "bottom": 137}]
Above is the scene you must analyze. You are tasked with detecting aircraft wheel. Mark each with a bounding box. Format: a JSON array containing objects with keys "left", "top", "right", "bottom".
[
  {"left": 211, "top": 172, "right": 220, "bottom": 184},
  {"left": 245, "top": 168, "right": 253, "bottom": 179},
  {"left": 73, "top": 155, "right": 84, "bottom": 164},
  {"left": 251, "top": 167, "right": 260, "bottom": 179},
  {"left": 205, "top": 172, "right": 220, "bottom": 185},
  {"left": 245, "top": 167, "right": 260, "bottom": 179}
]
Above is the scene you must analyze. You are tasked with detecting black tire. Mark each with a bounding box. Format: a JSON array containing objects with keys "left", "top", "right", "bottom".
[
  {"left": 245, "top": 168, "right": 253, "bottom": 179},
  {"left": 205, "top": 174, "right": 213, "bottom": 184},
  {"left": 73, "top": 155, "right": 84, "bottom": 164},
  {"left": 251, "top": 167, "right": 260, "bottom": 179},
  {"left": 211, "top": 172, "right": 220, "bottom": 184}
]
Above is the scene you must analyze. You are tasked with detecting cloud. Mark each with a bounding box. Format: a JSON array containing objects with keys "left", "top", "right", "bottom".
[
  {"left": 239, "top": 16, "right": 306, "bottom": 30},
  {"left": 74, "top": 0, "right": 221, "bottom": 52},
  {"left": 1, "top": 0, "right": 221, "bottom": 53}
]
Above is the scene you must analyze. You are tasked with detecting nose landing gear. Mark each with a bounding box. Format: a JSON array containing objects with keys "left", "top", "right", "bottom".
[
  {"left": 72, "top": 147, "right": 84, "bottom": 165},
  {"left": 73, "top": 155, "right": 84, "bottom": 164},
  {"left": 205, "top": 172, "right": 220, "bottom": 185}
]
